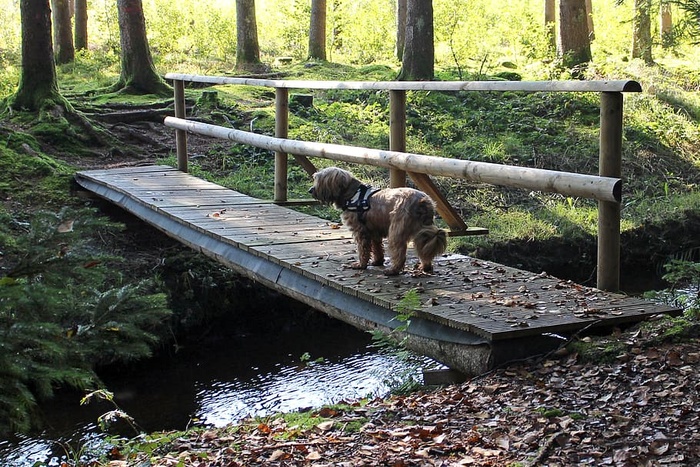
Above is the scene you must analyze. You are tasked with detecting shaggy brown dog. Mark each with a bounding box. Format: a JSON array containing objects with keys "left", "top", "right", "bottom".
[{"left": 309, "top": 167, "right": 447, "bottom": 275}]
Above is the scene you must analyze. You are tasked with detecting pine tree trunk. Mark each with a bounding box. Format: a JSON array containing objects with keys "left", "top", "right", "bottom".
[
  {"left": 544, "top": 0, "right": 556, "bottom": 52},
  {"left": 585, "top": 0, "right": 595, "bottom": 41},
  {"left": 52, "top": 0, "right": 75, "bottom": 64},
  {"left": 74, "top": 0, "right": 88, "bottom": 51},
  {"left": 558, "top": 0, "right": 592, "bottom": 75},
  {"left": 659, "top": 3, "right": 672, "bottom": 48},
  {"left": 397, "top": 0, "right": 433, "bottom": 81},
  {"left": 308, "top": 0, "right": 327, "bottom": 60},
  {"left": 12, "top": 0, "right": 63, "bottom": 111},
  {"left": 396, "top": 0, "right": 407, "bottom": 61},
  {"left": 632, "top": 0, "right": 654, "bottom": 64},
  {"left": 115, "top": 0, "right": 170, "bottom": 95},
  {"left": 660, "top": 3, "right": 673, "bottom": 48},
  {"left": 236, "top": 0, "right": 263, "bottom": 71}
]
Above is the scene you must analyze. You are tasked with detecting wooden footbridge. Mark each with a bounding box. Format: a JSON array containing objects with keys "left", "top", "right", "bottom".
[
  {"left": 75, "top": 75, "right": 681, "bottom": 375},
  {"left": 75, "top": 164, "right": 679, "bottom": 375}
]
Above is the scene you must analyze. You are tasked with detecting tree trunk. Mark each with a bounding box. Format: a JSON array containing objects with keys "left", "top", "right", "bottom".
[
  {"left": 585, "top": 0, "right": 595, "bottom": 41},
  {"left": 396, "top": 0, "right": 407, "bottom": 60},
  {"left": 236, "top": 0, "right": 263, "bottom": 71},
  {"left": 632, "top": 0, "right": 654, "bottom": 64},
  {"left": 52, "top": 0, "right": 75, "bottom": 64},
  {"left": 558, "top": 0, "right": 591, "bottom": 76},
  {"left": 660, "top": 2, "right": 673, "bottom": 48},
  {"left": 397, "top": 0, "right": 433, "bottom": 81},
  {"left": 114, "top": 0, "right": 170, "bottom": 95},
  {"left": 74, "top": 0, "right": 88, "bottom": 51},
  {"left": 12, "top": 0, "right": 64, "bottom": 111},
  {"left": 544, "top": 0, "right": 556, "bottom": 52},
  {"left": 308, "top": 0, "right": 327, "bottom": 60}
]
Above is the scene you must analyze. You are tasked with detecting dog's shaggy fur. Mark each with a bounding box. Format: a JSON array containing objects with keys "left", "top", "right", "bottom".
[{"left": 309, "top": 167, "right": 447, "bottom": 275}]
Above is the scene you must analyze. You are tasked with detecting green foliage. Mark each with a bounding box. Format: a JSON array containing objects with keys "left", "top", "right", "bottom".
[
  {"left": 675, "top": 0, "right": 700, "bottom": 41},
  {"left": 2, "top": 0, "right": 700, "bottom": 76},
  {"left": 143, "top": 1, "right": 237, "bottom": 67},
  {"left": 368, "top": 289, "right": 426, "bottom": 395},
  {"left": 81, "top": 389, "right": 139, "bottom": 434},
  {"left": 0, "top": 207, "right": 172, "bottom": 435},
  {"left": 434, "top": 0, "right": 552, "bottom": 73},
  {"left": 646, "top": 258, "right": 700, "bottom": 319},
  {"left": 663, "top": 259, "right": 700, "bottom": 290}
]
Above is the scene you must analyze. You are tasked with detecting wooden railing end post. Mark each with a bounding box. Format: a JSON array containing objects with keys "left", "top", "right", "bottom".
[
  {"left": 174, "top": 79, "right": 188, "bottom": 173},
  {"left": 274, "top": 88, "right": 290, "bottom": 203}
]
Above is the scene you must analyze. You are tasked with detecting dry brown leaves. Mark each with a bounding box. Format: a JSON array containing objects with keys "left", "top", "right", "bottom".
[{"left": 114, "top": 334, "right": 700, "bottom": 467}]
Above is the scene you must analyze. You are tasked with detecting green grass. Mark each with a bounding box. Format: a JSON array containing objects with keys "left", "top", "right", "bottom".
[
  {"left": 4, "top": 53, "right": 699, "bottom": 289},
  {"left": 155, "top": 59, "right": 699, "bottom": 265}
]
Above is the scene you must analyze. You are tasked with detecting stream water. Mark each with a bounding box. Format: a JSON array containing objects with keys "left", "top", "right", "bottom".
[{"left": 0, "top": 305, "right": 439, "bottom": 467}]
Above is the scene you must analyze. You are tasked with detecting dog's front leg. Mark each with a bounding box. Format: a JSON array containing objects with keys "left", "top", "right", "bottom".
[
  {"left": 384, "top": 238, "right": 407, "bottom": 276},
  {"left": 370, "top": 237, "right": 385, "bottom": 266},
  {"left": 350, "top": 233, "right": 372, "bottom": 269}
]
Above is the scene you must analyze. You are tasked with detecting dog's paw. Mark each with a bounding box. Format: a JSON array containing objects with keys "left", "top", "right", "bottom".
[{"left": 349, "top": 261, "right": 367, "bottom": 270}]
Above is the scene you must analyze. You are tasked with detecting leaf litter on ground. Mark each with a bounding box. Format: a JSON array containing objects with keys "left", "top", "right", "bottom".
[{"left": 106, "top": 318, "right": 700, "bottom": 466}]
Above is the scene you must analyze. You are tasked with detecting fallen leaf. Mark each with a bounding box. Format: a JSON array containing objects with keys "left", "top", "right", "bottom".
[
  {"left": 650, "top": 439, "right": 670, "bottom": 455},
  {"left": 317, "top": 420, "right": 334, "bottom": 431},
  {"left": 269, "top": 449, "right": 287, "bottom": 461},
  {"left": 57, "top": 219, "right": 74, "bottom": 233},
  {"left": 257, "top": 423, "right": 271, "bottom": 434}
]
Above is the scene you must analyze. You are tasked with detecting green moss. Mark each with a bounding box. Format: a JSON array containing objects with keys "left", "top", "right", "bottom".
[
  {"left": 568, "top": 339, "right": 627, "bottom": 364},
  {"left": 0, "top": 141, "right": 75, "bottom": 207},
  {"left": 535, "top": 407, "right": 566, "bottom": 418}
]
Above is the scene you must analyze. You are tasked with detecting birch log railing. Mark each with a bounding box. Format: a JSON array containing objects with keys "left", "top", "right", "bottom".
[{"left": 163, "top": 73, "right": 642, "bottom": 291}]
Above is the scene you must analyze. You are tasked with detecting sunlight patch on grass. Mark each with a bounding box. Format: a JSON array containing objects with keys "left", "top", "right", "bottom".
[{"left": 623, "top": 190, "right": 700, "bottom": 227}]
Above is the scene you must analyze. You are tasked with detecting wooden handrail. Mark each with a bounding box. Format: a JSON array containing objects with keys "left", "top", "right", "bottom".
[
  {"left": 164, "top": 73, "right": 641, "bottom": 93},
  {"left": 165, "top": 74, "right": 640, "bottom": 291},
  {"left": 165, "top": 116, "right": 621, "bottom": 203}
]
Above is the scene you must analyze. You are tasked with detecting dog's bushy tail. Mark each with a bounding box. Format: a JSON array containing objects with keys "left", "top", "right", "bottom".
[{"left": 414, "top": 225, "right": 447, "bottom": 260}]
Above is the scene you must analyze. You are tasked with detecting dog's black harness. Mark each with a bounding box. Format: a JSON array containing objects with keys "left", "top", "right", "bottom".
[{"left": 344, "top": 184, "right": 380, "bottom": 221}]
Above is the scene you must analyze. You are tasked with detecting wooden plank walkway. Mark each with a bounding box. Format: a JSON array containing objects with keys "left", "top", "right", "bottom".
[{"left": 74, "top": 165, "right": 681, "bottom": 374}]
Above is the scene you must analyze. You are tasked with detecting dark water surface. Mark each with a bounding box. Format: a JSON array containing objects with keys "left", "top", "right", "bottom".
[{"left": 0, "top": 308, "right": 436, "bottom": 467}]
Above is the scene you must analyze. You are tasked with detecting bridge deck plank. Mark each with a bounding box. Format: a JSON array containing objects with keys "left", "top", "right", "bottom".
[{"left": 75, "top": 165, "right": 680, "bottom": 342}]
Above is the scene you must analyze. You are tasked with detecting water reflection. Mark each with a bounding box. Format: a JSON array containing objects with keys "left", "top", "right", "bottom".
[
  {"left": 196, "top": 351, "right": 413, "bottom": 427},
  {"left": 0, "top": 312, "right": 436, "bottom": 466}
]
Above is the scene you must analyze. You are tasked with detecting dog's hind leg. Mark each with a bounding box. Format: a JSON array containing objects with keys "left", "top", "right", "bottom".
[{"left": 414, "top": 226, "right": 447, "bottom": 274}]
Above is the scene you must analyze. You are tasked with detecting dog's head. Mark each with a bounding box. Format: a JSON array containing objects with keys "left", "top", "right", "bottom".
[{"left": 309, "top": 167, "right": 363, "bottom": 209}]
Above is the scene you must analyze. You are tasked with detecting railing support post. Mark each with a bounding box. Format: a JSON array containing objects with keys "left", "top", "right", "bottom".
[
  {"left": 598, "top": 92, "right": 623, "bottom": 291},
  {"left": 174, "top": 79, "right": 188, "bottom": 172},
  {"left": 275, "top": 88, "right": 289, "bottom": 203},
  {"left": 389, "top": 90, "right": 407, "bottom": 188}
]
